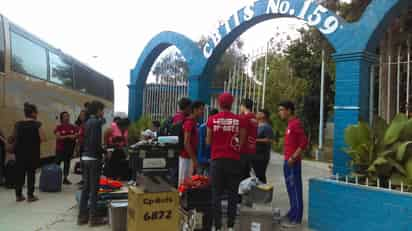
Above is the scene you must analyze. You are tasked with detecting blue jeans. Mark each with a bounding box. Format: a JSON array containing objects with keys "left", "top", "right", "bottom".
[
  {"left": 79, "top": 159, "right": 101, "bottom": 218},
  {"left": 283, "top": 160, "right": 303, "bottom": 223}
]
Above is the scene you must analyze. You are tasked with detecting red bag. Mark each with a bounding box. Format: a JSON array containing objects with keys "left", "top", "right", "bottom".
[
  {"left": 178, "top": 175, "right": 210, "bottom": 193},
  {"left": 99, "top": 177, "right": 123, "bottom": 189}
]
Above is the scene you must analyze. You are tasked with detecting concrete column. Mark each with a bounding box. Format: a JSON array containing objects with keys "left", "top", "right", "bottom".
[{"left": 332, "top": 51, "right": 377, "bottom": 175}]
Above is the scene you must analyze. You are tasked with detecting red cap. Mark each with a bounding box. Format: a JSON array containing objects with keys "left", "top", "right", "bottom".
[{"left": 218, "top": 92, "right": 234, "bottom": 108}]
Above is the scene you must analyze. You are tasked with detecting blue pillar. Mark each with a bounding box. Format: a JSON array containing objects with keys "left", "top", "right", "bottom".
[
  {"left": 332, "top": 51, "right": 377, "bottom": 175},
  {"left": 188, "top": 74, "right": 210, "bottom": 105},
  {"left": 128, "top": 83, "right": 143, "bottom": 122}
]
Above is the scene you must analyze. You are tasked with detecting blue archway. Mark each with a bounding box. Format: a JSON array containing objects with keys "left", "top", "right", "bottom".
[
  {"left": 129, "top": 0, "right": 412, "bottom": 175},
  {"left": 130, "top": 0, "right": 348, "bottom": 120},
  {"left": 128, "top": 31, "right": 206, "bottom": 120}
]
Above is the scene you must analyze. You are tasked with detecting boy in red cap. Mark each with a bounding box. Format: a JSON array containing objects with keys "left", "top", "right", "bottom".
[{"left": 206, "top": 92, "right": 247, "bottom": 231}]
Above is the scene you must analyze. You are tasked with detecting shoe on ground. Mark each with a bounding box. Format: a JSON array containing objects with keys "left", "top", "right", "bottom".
[
  {"left": 77, "top": 215, "right": 89, "bottom": 226},
  {"left": 77, "top": 180, "right": 84, "bottom": 185},
  {"left": 228, "top": 227, "right": 234, "bottom": 231},
  {"left": 16, "top": 196, "right": 26, "bottom": 202},
  {"left": 27, "top": 195, "right": 39, "bottom": 202},
  {"left": 89, "top": 217, "right": 108, "bottom": 227},
  {"left": 63, "top": 178, "right": 72, "bottom": 185},
  {"left": 281, "top": 220, "right": 299, "bottom": 228}
]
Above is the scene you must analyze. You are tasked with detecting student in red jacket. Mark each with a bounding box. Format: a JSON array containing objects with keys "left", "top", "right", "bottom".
[
  {"left": 207, "top": 93, "right": 246, "bottom": 231},
  {"left": 239, "top": 98, "right": 258, "bottom": 180},
  {"left": 179, "top": 101, "right": 205, "bottom": 185},
  {"left": 55, "top": 111, "right": 78, "bottom": 185},
  {"left": 278, "top": 101, "right": 308, "bottom": 228}
]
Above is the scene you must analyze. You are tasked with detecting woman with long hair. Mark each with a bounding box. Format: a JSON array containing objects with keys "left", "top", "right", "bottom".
[{"left": 13, "top": 102, "right": 46, "bottom": 202}]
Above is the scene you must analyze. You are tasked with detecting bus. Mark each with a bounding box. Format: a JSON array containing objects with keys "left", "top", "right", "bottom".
[{"left": 0, "top": 15, "right": 114, "bottom": 161}]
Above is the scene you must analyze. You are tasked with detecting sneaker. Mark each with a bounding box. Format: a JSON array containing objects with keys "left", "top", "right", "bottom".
[
  {"left": 16, "top": 196, "right": 26, "bottom": 202},
  {"left": 27, "top": 196, "right": 39, "bottom": 202},
  {"left": 281, "top": 220, "right": 299, "bottom": 228},
  {"left": 63, "top": 178, "right": 72, "bottom": 185},
  {"left": 89, "top": 217, "right": 108, "bottom": 227},
  {"left": 228, "top": 228, "right": 234, "bottom": 231},
  {"left": 77, "top": 215, "right": 89, "bottom": 226}
]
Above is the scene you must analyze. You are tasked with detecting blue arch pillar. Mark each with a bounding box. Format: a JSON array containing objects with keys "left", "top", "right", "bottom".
[
  {"left": 128, "top": 83, "right": 142, "bottom": 121},
  {"left": 188, "top": 75, "right": 211, "bottom": 105},
  {"left": 332, "top": 51, "right": 378, "bottom": 175}
]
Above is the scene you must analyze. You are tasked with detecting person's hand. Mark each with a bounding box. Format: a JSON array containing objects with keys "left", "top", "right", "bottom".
[{"left": 288, "top": 157, "right": 296, "bottom": 167}]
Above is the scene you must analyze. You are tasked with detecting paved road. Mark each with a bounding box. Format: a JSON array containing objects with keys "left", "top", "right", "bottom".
[{"left": 0, "top": 154, "right": 329, "bottom": 231}]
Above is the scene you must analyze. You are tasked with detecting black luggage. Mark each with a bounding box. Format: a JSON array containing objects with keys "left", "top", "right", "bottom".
[
  {"left": 39, "top": 164, "right": 62, "bottom": 192},
  {"left": 4, "top": 160, "right": 17, "bottom": 189}
]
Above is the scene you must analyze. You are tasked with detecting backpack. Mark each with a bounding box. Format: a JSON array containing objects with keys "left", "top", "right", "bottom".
[
  {"left": 160, "top": 116, "right": 174, "bottom": 136},
  {"left": 171, "top": 120, "right": 185, "bottom": 150}
]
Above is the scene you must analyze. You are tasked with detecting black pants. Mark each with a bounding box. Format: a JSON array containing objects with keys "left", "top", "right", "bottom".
[
  {"left": 240, "top": 154, "right": 255, "bottom": 181},
  {"left": 251, "top": 157, "right": 270, "bottom": 183},
  {"left": 211, "top": 159, "right": 241, "bottom": 229},
  {"left": 56, "top": 148, "right": 74, "bottom": 178},
  {"left": 15, "top": 161, "right": 35, "bottom": 197},
  {"left": 79, "top": 159, "right": 101, "bottom": 218}
]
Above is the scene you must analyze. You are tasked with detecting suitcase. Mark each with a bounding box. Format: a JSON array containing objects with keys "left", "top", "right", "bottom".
[
  {"left": 181, "top": 186, "right": 212, "bottom": 210},
  {"left": 4, "top": 160, "right": 17, "bottom": 189},
  {"left": 39, "top": 164, "right": 62, "bottom": 192}
]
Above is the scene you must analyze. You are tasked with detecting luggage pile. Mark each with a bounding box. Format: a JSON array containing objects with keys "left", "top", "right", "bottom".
[
  {"left": 75, "top": 177, "right": 128, "bottom": 218},
  {"left": 180, "top": 175, "right": 213, "bottom": 231}
]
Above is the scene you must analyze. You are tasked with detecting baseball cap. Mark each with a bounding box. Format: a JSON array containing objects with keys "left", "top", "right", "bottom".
[{"left": 218, "top": 92, "right": 234, "bottom": 107}]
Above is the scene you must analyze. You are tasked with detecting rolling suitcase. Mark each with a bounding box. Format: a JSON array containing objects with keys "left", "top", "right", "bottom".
[
  {"left": 4, "top": 160, "right": 17, "bottom": 189},
  {"left": 39, "top": 164, "right": 62, "bottom": 192}
]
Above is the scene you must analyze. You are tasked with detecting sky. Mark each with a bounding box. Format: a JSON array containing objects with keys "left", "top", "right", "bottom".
[{"left": 1, "top": 0, "right": 349, "bottom": 113}]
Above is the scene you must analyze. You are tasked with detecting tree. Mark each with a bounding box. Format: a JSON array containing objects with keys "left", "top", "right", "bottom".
[{"left": 152, "top": 51, "right": 188, "bottom": 85}]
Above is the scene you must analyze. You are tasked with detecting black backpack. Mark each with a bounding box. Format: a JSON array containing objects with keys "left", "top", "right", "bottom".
[
  {"left": 171, "top": 120, "right": 185, "bottom": 150},
  {"left": 160, "top": 116, "right": 174, "bottom": 136}
]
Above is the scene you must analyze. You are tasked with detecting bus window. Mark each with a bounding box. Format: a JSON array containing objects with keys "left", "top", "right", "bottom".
[
  {"left": 0, "top": 17, "right": 5, "bottom": 73},
  {"left": 73, "top": 64, "right": 92, "bottom": 94},
  {"left": 11, "top": 31, "right": 48, "bottom": 80},
  {"left": 49, "top": 52, "right": 73, "bottom": 88}
]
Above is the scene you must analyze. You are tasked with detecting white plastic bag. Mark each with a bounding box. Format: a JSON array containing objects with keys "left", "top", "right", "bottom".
[{"left": 238, "top": 176, "right": 260, "bottom": 195}]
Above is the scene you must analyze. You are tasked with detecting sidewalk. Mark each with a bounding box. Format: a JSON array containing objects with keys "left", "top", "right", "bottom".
[{"left": 0, "top": 154, "right": 329, "bottom": 231}]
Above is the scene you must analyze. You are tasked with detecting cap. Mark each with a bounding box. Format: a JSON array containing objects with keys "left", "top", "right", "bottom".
[{"left": 218, "top": 92, "right": 234, "bottom": 108}]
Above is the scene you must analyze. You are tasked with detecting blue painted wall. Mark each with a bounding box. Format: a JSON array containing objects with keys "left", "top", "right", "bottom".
[{"left": 309, "top": 178, "right": 412, "bottom": 231}]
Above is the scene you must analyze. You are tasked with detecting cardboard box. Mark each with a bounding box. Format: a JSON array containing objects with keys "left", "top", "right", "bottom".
[
  {"left": 128, "top": 186, "right": 180, "bottom": 231},
  {"left": 238, "top": 206, "right": 273, "bottom": 231}
]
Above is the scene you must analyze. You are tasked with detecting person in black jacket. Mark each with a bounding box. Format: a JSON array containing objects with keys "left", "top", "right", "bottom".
[
  {"left": 77, "top": 100, "right": 106, "bottom": 227},
  {"left": 13, "top": 103, "right": 46, "bottom": 202}
]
